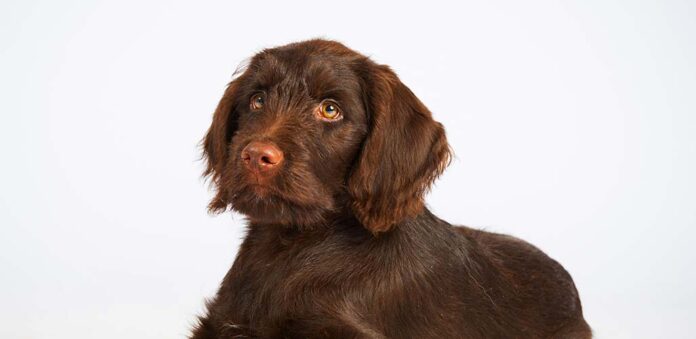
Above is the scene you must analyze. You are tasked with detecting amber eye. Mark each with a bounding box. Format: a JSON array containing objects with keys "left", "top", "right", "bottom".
[
  {"left": 250, "top": 93, "right": 264, "bottom": 110},
  {"left": 319, "top": 100, "right": 341, "bottom": 120}
]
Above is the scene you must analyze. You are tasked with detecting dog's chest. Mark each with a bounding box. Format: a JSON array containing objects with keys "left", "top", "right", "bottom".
[{"left": 226, "top": 229, "right": 386, "bottom": 336}]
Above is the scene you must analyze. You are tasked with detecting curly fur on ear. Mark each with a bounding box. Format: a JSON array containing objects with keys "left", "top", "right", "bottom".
[
  {"left": 349, "top": 62, "right": 452, "bottom": 234},
  {"left": 202, "top": 78, "right": 242, "bottom": 213}
]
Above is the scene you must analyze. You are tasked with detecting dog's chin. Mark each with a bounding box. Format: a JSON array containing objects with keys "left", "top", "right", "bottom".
[{"left": 230, "top": 185, "right": 332, "bottom": 228}]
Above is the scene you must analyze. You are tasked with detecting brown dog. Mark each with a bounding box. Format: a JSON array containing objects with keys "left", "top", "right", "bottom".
[{"left": 192, "top": 39, "right": 590, "bottom": 338}]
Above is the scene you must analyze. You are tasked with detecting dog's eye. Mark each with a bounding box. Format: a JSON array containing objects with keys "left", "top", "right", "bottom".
[
  {"left": 319, "top": 100, "right": 342, "bottom": 121},
  {"left": 250, "top": 93, "right": 265, "bottom": 111}
]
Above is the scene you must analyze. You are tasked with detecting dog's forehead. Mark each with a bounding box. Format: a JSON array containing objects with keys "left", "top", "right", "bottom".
[{"left": 248, "top": 49, "right": 360, "bottom": 100}]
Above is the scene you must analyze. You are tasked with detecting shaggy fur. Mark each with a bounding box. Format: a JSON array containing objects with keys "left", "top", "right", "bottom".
[{"left": 192, "top": 39, "right": 590, "bottom": 338}]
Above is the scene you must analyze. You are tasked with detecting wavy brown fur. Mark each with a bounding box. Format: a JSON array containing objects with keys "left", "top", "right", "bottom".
[{"left": 192, "top": 39, "right": 590, "bottom": 338}]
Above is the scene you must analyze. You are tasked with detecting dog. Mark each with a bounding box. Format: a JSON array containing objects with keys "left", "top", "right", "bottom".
[{"left": 191, "top": 39, "right": 590, "bottom": 338}]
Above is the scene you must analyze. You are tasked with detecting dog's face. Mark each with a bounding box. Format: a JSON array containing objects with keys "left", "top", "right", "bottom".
[{"left": 203, "top": 40, "right": 451, "bottom": 233}]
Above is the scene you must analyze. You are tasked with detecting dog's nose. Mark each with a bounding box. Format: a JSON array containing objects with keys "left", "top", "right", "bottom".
[{"left": 241, "top": 141, "right": 284, "bottom": 174}]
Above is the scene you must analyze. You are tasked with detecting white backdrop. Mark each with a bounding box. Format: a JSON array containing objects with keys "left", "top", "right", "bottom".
[{"left": 1, "top": 1, "right": 695, "bottom": 338}]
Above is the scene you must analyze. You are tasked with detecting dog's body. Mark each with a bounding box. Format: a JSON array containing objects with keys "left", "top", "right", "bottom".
[{"left": 192, "top": 40, "right": 590, "bottom": 338}]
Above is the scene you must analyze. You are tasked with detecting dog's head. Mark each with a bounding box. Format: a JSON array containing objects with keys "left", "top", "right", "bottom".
[{"left": 203, "top": 39, "right": 450, "bottom": 233}]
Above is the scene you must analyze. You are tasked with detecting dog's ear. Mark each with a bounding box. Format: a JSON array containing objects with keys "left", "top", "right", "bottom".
[
  {"left": 349, "top": 63, "right": 452, "bottom": 234},
  {"left": 202, "top": 78, "right": 242, "bottom": 213}
]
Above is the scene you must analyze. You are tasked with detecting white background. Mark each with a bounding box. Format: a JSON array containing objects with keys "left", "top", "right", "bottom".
[{"left": 1, "top": 1, "right": 695, "bottom": 338}]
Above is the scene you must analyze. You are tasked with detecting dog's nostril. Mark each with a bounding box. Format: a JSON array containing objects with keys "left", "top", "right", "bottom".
[
  {"left": 259, "top": 148, "right": 282, "bottom": 166},
  {"left": 260, "top": 155, "right": 274, "bottom": 165}
]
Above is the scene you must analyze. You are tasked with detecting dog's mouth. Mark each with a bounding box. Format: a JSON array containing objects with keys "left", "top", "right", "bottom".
[
  {"left": 245, "top": 182, "right": 280, "bottom": 199},
  {"left": 226, "top": 170, "right": 336, "bottom": 226},
  {"left": 231, "top": 187, "right": 333, "bottom": 227}
]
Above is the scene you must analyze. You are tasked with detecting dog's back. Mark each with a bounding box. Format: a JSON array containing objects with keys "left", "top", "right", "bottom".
[{"left": 455, "top": 226, "right": 591, "bottom": 338}]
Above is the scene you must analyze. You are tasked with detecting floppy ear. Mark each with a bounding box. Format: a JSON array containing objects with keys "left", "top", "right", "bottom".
[
  {"left": 349, "top": 63, "right": 452, "bottom": 234},
  {"left": 202, "top": 79, "right": 242, "bottom": 213}
]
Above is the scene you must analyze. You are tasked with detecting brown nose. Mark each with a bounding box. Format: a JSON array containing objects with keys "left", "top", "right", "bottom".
[{"left": 241, "top": 141, "right": 284, "bottom": 174}]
